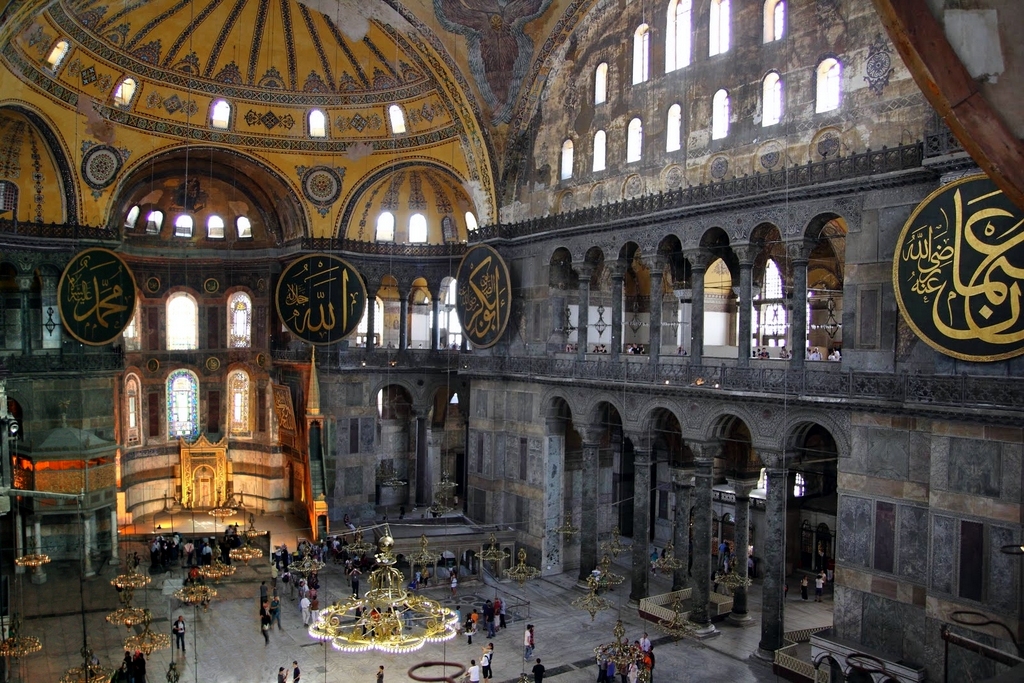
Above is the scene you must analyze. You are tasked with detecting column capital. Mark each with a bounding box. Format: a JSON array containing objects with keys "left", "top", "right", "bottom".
[
  {"left": 670, "top": 467, "right": 695, "bottom": 486},
  {"left": 608, "top": 259, "right": 628, "bottom": 280},
  {"left": 576, "top": 263, "right": 596, "bottom": 281},
  {"left": 727, "top": 478, "right": 758, "bottom": 498},
  {"left": 786, "top": 238, "right": 817, "bottom": 264},
  {"left": 684, "top": 248, "right": 714, "bottom": 271},
  {"left": 759, "top": 449, "right": 792, "bottom": 470},
  {"left": 579, "top": 426, "right": 604, "bottom": 446},
  {"left": 624, "top": 431, "right": 652, "bottom": 452},
  {"left": 733, "top": 244, "right": 757, "bottom": 267},
  {"left": 691, "top": 440, "right": 722, "bottom": 462}
]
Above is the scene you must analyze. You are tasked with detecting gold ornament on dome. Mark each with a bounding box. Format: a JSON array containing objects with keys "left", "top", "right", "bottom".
[
  {"left": 14, "top": 553, "right": 50, "bottom": 568},
  {"left": 571, "top": 576, "right": 611, "bottom": 621},
  {"left": 478, "top": 533, "right": 509, "bottom": 564},
  {"left": 651, "top": 542, "right": 684, "bottom": 573},
  {"left": 0, "top": 614, "right": 42, "bottom": 658},
  {"left": 504, "top": 548, "right": 541, "bottom": 587},
  {"left": 124, "top": 610, "right": 170, "bottom": 655},
  {"left": 308, "top": 527, "right": 458, "bottom": 654},
  {"left": 601, "top": 526, "right": 625, "bottom": 559}
]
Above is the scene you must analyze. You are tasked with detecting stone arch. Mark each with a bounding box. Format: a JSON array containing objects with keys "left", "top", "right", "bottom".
[{"left": 0, "top": 102, "right": 78, "bottom": 222}]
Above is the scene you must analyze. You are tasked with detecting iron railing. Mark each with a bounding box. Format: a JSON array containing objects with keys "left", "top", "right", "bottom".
[
  {"left": 1, "top": 350, "right": 123, "bottom": 373},
  {"left": 0, "top": 220, "right": 119, "bottom": 241}
]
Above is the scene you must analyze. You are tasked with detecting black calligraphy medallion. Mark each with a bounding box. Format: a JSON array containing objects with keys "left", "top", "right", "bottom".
[
  {"left": 455, "top": 245, "right": 511, "bottom": 349},
  {"left": 275, "top": 255, "right": 366, "bottom": 345},
  {"left": 58, "top": 248, "right": 138, "bottom": 346},
  {"left": 893, "top": 174, "right": 1024, "bottom": 362}
]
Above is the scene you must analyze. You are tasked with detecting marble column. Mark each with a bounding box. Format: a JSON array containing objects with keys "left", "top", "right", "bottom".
[
  {"left": 40, "top": 273, "right": 61, "bottom": 349},
  {"left": 610, "top": 262, "right": 624, "bottom": 360},
  {"left": 414, "top": 412, "right": 428, "bottom": 506},
  {"left": 430, "top": 297, "right": 440, "bottom": 351},
  {"left": 83, "top": 513, "right": 95, "bottom": 576},
  {"left": 686, "top": 251, "right": 708, "bottom": 366},
  {"left": 649, "top": 264, "right": 664, "bottom": 364},
  {"left": 543, "top": 417, "right": 566, "bottom": 575},
  {"left": 548, "top": 288, "right": 567, "bottom": 353},
  {"left": 398, "top": 287, "right": 410, "bottom": 351},
  {"left": 31, "top": 517, "right": 46, "bottom": 584},
  {"left": 16, "top": 275, "right": 32, "bottom": 355},
  {"left": 690, "top": 443, "right": 717, "bottom": 635},
  {"left": 576, "top": 265, "right": 594, "bottom": 360},
  {"left": 578, "top": 430, "right": 601, "bottom": 581},
  {"left": 671, "top": 469, "right": 694, "bottom": 591},
  {"left": 789, "top": 240, "right": 813, "bottom": 369},
  {"left": 110, "top": 507, "right": 119, "bottom": 563},
  {"left": 14, "top": 509, "right": 24, "bottom": 574},
  {"left": 630, "top": 445, "right": 652, "bottom": 603},
  {"left": 366, "top": 286, "right": 377, "bottom": 351},
  {"left": 736, "top": 247, "right": 754, "bottom": 367},
  {"left": 758, "top": 452, "right": 788, "bottom": 657},
  {"left": 728, "top": 480, "right": 755, "bottom": 626}
]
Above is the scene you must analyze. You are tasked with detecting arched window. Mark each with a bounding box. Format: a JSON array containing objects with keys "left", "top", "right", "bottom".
[
  {"left": 0, "top": 181, "right": 18, "bottom": 218},
  {"left": 174, "top": 214, "right": 194, "bottom": 237},
  {"left": 228, "top": 370, "right": 250, "bottom": 434},
  {"left": 211, "top": 100, "right": 231, "bottom": 129},
  {"left": 793, "top": 472, "right": 806, "bottom": 497},
  {"left": 113, "top": 77, "right": 137, "bottom": 106},
  {"left": 309, "top": 110, "right": 326, "bottom": 138},
  {"left": 207, "top": 215, "right": 225, "bottom": 239},
  {"left": 594, "top": 63, "right": 608, "bottom": 104},
  {"left": 125, "top": 374, "right": 141, "bottom": 444},
  {"left": 593, "top": 130, "right": 607, "bottom": 172},
  {"left": 376, "top": 212, "right": 395, "bottom": 242},
  {"left": 758, "top": 259, "right": 787, "bottom": 345},
  {"left": 409, "top": 213, "right": 428, "bottom": 243},
  {"left": 166, "top": 369, "right": 199, "bottom": 440},
  {"left": 666, "top": 0, "right": 692, "bottom": 72},
  {"left": 632, "top": 24, "right": 650, "bottom": 84},
  {"left": 709, "top": 0, "right": 730, "bottom": 56},
  {"left": 166, "top": 292, "right": 198, "bottom": 350},
  {"left": 145, "top": 210, "right": 163, "bottom": 234},
  {"left": 816, "top": 58, "right": 841, "bottom": 113},
  {"left": 712, "top": 89, "right": 729, "bottom": 139},
  {"left": 236, "top": 216, "right": 252, "bottom": 239},
  {"left": 388, "top": 105, "right": 406, "bottom": 134},
  {"left": 762, "top": 72, "right": 782, "bottom": 126},
  {"left": 228, "top": 291, "right": 252, "bottom": 348},
  {"left": 356, "top": 296, "right": 385, "bottom": 346},
  {"left": 560, "top": 139, "right": 574, "bottom": 180},
  {"left": 666, "top": 104, "right": 682, "bottom": 151},
  {"left": 46, "top": 40, "right": 70, "bottom": 70},
  {"left": 626, "top": 118, "right": 643, "bottom": 163},
  {"left": 124, "top": 205, "right": 140, "bottom": 230},
  {"left": 123, "top": 303, "right": 141, "bottom": 351},
  {"left": 764, "top": 0, "right": 784, "bottom": 42},
  {"left": 465, "top": 212, "right": 478, "bottom": 232}
]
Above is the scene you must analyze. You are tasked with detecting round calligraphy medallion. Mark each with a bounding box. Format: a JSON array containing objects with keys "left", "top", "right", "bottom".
[
  {"left": 146, "top": 276, "right": 161, "bottom": 293},
  {"left": 275, "top": 254, "right": 366, "bottom": 345},
  {"left": 203, "top": 278, "right": 220, "bottom": 294},
  {"left": 893, "top": 174, "right": 1024, "bottom": 362},
  {"left": 455, "top": 245, "right": 511, "bottom": 349},
  {"left": 58, "top": 248, "right": 138, "bottom": 346},
  {"left": 81, "top": 145, "right": 122, "bottom": 190},
  {"left": 301, "top": 166, "right": 342, "bottom": 208}
]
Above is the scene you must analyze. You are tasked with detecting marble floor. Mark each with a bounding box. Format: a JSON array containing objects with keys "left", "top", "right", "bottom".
[{"left": 8, "top": 515, "right": 834, "bottom": 683}]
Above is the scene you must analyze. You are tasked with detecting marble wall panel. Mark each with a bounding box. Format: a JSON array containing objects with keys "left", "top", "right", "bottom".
[
  {"left": 861, "top": 593, "right": 905, "bottom": 654},
  {"left": 948, "top": 437, "right": 1000, "bottom": 497},
  {"left": 359, "top": 417, "right": 374, "bottom": 452},
  {"left": 838, "top": 495, "right": 872, "bottom": 568},
  {"left": 848, "top": 426, "right": 868, "bottom": 475},
  {"left": 930, "top": 435, "right": 949, "bottom": 493},
  {"left": 1000, "top": 442, "right": 1022, "bottom": 502},
  {"left": 833, "top": 585, "right": 863, "bottom": 641},
  {"left": 343, "top": 464, "right": 362, "bottom": 496},
  {"left": 897, "top": 504, "right": 928, "bottom": 581},
  {"left": 873, "top": 501, "right": 896, "bottom": 573},
  {"left": 866, "top": 427, "right": 909, "bottom": 480},
  {"left": 907, "top": 431, "right": 930, "bottom": 484},
  {"left": 988, "top": 525, "right": 1017, "bottom": 614},
  {"left": 930, "top": 514, "right": 955, "bottom": 594}
]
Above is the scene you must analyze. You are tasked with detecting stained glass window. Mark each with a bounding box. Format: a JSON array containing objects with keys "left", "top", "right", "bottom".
[
  {"left": 229, "top": 370, "right": 250, "bottom": 434},
  {"left": 166, "top": 369, "right": 199, "bottom": 440},
  {"left": 166, "top": 292, "right": 198, "bottom": 350},
  {"left": 125, "top": 374, "right": 140, "bottom": 444},
  {"left": 228, "top": 291, "right": 252, "bottom": 348}
]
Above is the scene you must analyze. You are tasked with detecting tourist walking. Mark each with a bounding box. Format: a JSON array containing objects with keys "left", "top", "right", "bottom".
[
  {"left": 376, "top": 665, "right": 384, "bottom": 683},
  {"left": 532, "top": 659, "right": 544, "bottom": 683},
  {"left": 270, "top": 593, "right": 282, "bottom": 630},
  {"left": 800, "top": 575, "right": 809, "bottom": 600},
  {"left": 815, "top": 572, "right": 825, "bottom": 602},
  {"left": 481, "top": 643, "right": 493, "bottom": 680},
  {"left": 300, "top": 594, "right": 311, "bottom": 626},
  {"left": 172, "top": 615, "right": 186, "bottom": 652},
  {"left": 467, "top": 659, "right": 481, "bottom": 683},
  {"left": 261, "top": 611, "right": 272, "bottom": 645},
  {"left": 292, "top": 660, "right": 301, "bottom": 683},
  {"left": 523, "top": 624, "right": 534, "bottom": 660},
  {"left": 451, "top": 573, "right": 458, "bottom": 598}
]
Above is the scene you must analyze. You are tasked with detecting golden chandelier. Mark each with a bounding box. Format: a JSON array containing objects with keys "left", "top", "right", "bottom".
[
  {"left": 14, "top": 553, "right": 51, "bottom": 568},
  {"left": 124, "top": 610, "right": 171, "bottom": 655},
  {"left": 571, "top": 575, "right": 611, "bottom": 621},
  {"left": 308, "top": 528, "right": 458, "bottom": 654},
  {"left": 504, "top": 548, "right": 541, "bottom": 586},
  {"left": 58, "top": 648, "right": 113, "bottom": 683},
  {"left": 0, "top": 614, "right": 42, "bottom": 658}
]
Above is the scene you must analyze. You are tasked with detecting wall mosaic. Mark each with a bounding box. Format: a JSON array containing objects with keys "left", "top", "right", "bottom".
[
  {"left": 296, "top": 165, "right": 345, "bottom": 216},
  {"left": 864, "top": 33, "right": 895, "bottom": 96},
  {"left": 80, "top": 141, "right": 131, "bottom": 195}
]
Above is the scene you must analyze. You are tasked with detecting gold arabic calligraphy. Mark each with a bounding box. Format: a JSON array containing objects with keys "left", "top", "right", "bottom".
[
  {"left": 63, "top": 252, "right": 132, "bottom": 341},
  {"left": 278, "top": 257, "right": 363, "bottom": 343},
  {"left": 459, "top": 254, "right": 506, "bottom": 342},
  {"left": 899, "top": 183, "right": 1024, "bottom": 347}
]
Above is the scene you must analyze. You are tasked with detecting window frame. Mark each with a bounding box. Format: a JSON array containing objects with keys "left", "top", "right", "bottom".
[
  {"left": 632, "top": 24, "right": 651, "bottom": 84},
  {"left": 762, "top": 71, "right": 782, "bottom": 127},
  {"left": 593, "top": 130, "right": 607, "bottom": 172},
  {"left": 308, "top": 109, "right": 327, "bottom": 138},
  {"left": 113, "top": 77, "right": 137, "bottom": 107},
  {"left": 388, "top": 104, "right": 406, "bottom": 135},
  {"left": 666, "top": 103, "right": 682, "bottom": 152},
  {"left": 815, "top": 57, "right": 842, "bottom": 113},
  {"left": 375, "top": 211, "right": 396, "bottom": 242},
  {"left": 228, "top": 291, "right": 252, "bottom": 348},
  {"left": 665, "top": 0, "right": 692, "bottom": 72},
  {"left": 712, "top": 89, "right": 730, "bottom": 140},
  {"left": 560, "top": 139, "right": 574, "bottom": 180},
  {"left": 709, "top": 0, "right": 731, "bottom": 56},
  {"left": 626, "top": 118, "right": 643, "bottom": 163},
  {"left": 228, "top": 369, "right": 251, "bottom": 435},
  {"left": 210, "top": 99, "right": 231, "bottom": 129},
  {"left": 166, "top": 369, "right": 199, "bottom": 440},
  {"left": 594, "top": 63, "right": 609, "bottom": 105},
  {"left": 408, "top": 213, "right": 428, "bottom": 244},
  {"left": 166, "top": 291, "right": 199, "bottom": 350},
  {"left": 763, "top": 0, "right": 784, "bottom": 43}
]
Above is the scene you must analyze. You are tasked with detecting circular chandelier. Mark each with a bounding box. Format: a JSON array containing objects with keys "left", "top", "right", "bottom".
[
  {"left": 208, "top": 492, "right": 243, "bottom": 519},
  {"left": 478, "top": 533, "right": 509, "bottom": 564},
  {"left": 0, "top": 614, "right": 42, "bottom": 658},
  {"left": 14, "top": 553, "right": 50, "bottom": 568},
  {"left": 59, "top": 648, "right": 113, "bottom": 683},
  {"left": 308, "top": 528, "right": 458, "bottom": 653},
  {"left": 229, "top": 539, "right": 264, "bottom": 565},
  {"left": 111, "top": 566, "right": 151, "bottom": 591},
  {"left": 600, "top": 526, "right": 626, "bottom": 559},
  {"left": 288, "top": 554, "right": 326, "bottom": 578},
  {"left": 594, "top": 620, "right": 641, "bottom": 671},
  {"left": 555, "top": 512, "right": 579, "bottom": 540},
  {"left": 243, "top": 512, "right": 265, "bottom": 539},
  {"left": 198, "top": 557, "right": 235, "bottom": 581},
  {"left": 376, "top": 460, "right": 407, "bottom": 489},
  {"left": 428, "top": 471, "right": 457, "bottom": 516},
  {"left": 173, "top": 583, "right": 217, "bottom": 608},
  {"left": 124, "top": 610, "right": 170, "bottom": 655},
  {"left": 656, "top": 593, "right": 696, "bottom": 641},
  {"left": 504, "top": 548, "right": 541, "bottom": 587},
  {"left": 106, "top": 587, "right": 147, "bottom": 630},
  {"left": 594, "top": 554, "right": 624, "bottom": 590},
  {"left": 571, "top": 575, "right": 611, "bottom": 621},
  {"left": 408, "top": 534, "right": 438, "bottom": 569},
  {"left": 347, "top": 531, "right": 376, "bottom": 556},
  {"left": 713, "top": 566, "right": 752, "bottom": 593},
  {"left": 651, "top": 542, "right": 684, "bottom": 574}
]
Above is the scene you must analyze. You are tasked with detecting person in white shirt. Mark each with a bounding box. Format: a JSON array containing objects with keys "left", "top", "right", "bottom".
[
  {"left": 299, "top": 595, "right": 311, "bottom": 626},
  {"left": 639, "top": 633, "right": 651, "bottom": 653},
  {"left": 468, "top": 660, "right": 481, "bottom": 683}
]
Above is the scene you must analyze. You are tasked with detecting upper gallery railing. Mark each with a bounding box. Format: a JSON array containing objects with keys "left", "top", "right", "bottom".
[{"left": 0, "top": 219, "right": 119, "bottom": 241}]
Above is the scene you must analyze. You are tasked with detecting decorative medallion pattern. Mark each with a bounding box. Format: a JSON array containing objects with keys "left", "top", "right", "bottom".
[
  {"left": 710, "top": 156, "right": 729, "bottom": 180},
  {"left": 760, "top": 151, "right": 780, "bottom": 170},
  {"left": 864, "top": 33, "right": 895, "bottom": 96},
  {"left": 57, "top": 248, "right": 138, "bottom": 345},
  {"left": 817, "top": 132, "right": 840, "bottom": 158},
  {"left": 456, "top": 244, "right": 511, "bottom": 349},
  {"left": 893, "top": 174, "right": 1024, "bottom": 362},
  {"left": 81, "top": 143, "right": 126, "bottom": 190},
  {"left": 297, "top": 165, "right": 345, "bottom": 216},
  {"left": 275, "top": 254, "right": 366, "bottom": 345}
]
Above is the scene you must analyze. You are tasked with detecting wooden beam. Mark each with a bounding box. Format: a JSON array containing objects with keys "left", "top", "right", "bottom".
[{"left": 871, "top": 0, "right": 1024, "bottom": 210}]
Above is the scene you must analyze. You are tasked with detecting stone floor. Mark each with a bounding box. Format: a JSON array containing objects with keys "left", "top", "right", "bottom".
[{"left": 8, "top": 513, "right": 834, "bottom": 683}]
